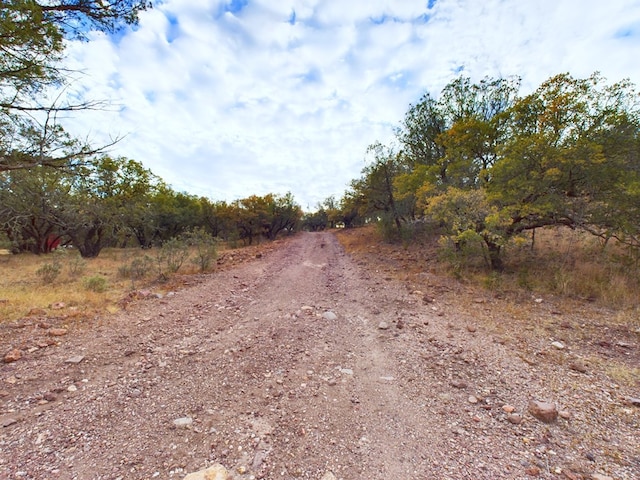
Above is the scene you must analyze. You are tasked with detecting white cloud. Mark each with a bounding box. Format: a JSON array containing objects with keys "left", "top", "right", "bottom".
[{"left": 59, "top": 0, "right": 640, "bottom": 209}]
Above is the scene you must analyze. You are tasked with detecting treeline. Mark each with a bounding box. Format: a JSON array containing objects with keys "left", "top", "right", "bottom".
[
  {"left": 311, "top": 73, "right": 640, "bottom": 270},
  {"left": 0, "top": 157, "right": 302, "bottom": 257}
]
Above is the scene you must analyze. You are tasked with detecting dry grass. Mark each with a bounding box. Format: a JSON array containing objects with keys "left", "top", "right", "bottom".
[
  {"left": 335, "top": 225, "right": 640, "bottom": 388},
  {"left": 0, "top": 245, "right": 223, "bottom": 324},
  {"left": 0, "top": 248, "right": 147, "bottom": 323}
]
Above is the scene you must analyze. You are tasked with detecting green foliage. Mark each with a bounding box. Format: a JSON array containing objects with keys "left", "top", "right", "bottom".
[
  {"left": 67, "top": 256, "right": 87, "bottom": 277},
  {"left": 185, "top": 227, "right": 217, "bottom": 272},
  {"left": 346, "top": 72, "right": 640, "bottom": 271},
  {"left": 118, "top": 255, "right": 153, "bottom": 286},
  {"left": 35, "top": 260, "right": 61, "bottom": 283},
  {"left": 84, "top": 275, "right": 107, "bottom": 292},
  {"left": 156, "top": 237, "right": 190, "bottom": 275},
  {"left": 302, "top": 209, "right": 329, "bottom": 231},
  {"left": 0, "top": 1, "right": 152, "bottom": 172}
]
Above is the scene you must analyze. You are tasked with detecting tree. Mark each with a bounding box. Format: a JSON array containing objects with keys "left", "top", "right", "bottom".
[
  {"left": 0, "top": 166, "right": 71, "bottom": 253},
  {"left": 351, "top": 142, "right": 410, "bottom": 234},
  {"left": 264, "top": 192, "right": 302, "bottom": 240},
  {"left": 489, "top": 74, "right": 640, "bottom": 242},
  {"left": 0, "top": 1, "right": 152, "bottom": 171},
  {"left": 52, "top": 156, "right": 160, "bottom": 257}
]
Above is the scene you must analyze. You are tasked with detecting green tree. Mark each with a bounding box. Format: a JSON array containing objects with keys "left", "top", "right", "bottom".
[
  {"left": 0, "top": 1, "right": 152, "bottom": 171},
  {"left": 264, "top": 192, "right": 301, "bottom": 240},
  {"left": 0, "top": 165, "right": 70, "bottom": 253},
  {"left": 489, "top": 74, "right": 640, "bottom": 244}
]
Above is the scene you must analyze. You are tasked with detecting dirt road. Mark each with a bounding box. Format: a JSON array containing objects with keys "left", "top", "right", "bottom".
[{"left": 1, "top": 232, "right": 638, "bottom": 479}]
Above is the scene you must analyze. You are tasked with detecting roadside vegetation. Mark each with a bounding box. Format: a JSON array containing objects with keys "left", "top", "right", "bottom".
[{"left": 1, "top": 4, "right": 638, "bottom": 327}]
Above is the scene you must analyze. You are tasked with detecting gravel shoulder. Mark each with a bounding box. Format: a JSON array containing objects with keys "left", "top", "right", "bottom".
[{"left": 1, "top": 231, "right": 639, "bottom": 480}]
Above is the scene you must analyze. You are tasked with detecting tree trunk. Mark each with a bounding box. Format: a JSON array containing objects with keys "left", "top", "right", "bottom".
[{"left": 485, "top": 239, "right": 503, "bottom": 271}]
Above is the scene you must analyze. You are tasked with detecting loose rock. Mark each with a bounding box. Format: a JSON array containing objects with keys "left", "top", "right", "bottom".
[
  {"left": 507, "top": 413, "right": 523, "bottom": 424},
  {"left": 48, "top": 328, "right": 68, "bottom": 337},
  {"left": 173, "top": 417, "right": 193, "bottom": 428},
  {"left": 623, "top": 396, "right": 640, "bottom": 407},
  {"left": 182, "top": 464, "right": 230, "bottom": 480},
  {"left": 569, "top": 361, "right": 588, "bottom": 373},
  {"left": 378, "top": 321, "right": 389, "bottom": 330},
  {"left": 321, "top": 472, "right": 337, "bottom": 480},
  {"left": 451, "top": 380, "right": 468, "bottom": 389},
  {"left": 322, "top": 311, "right": 337, "bottom": 321},
  {"left": 3, "top": 349, "right": 22, "bottom": 363},
  {"left": 528, "top": 400, "right": 558, "bottom": 423},
  {"left": 65, "top": 355, "right": 85, "bottom": 364},
  {"left": 551, "top": 341, "right": 565, "bottom": 350},
  {"left": 2, "top": 417, "right": 18, "bottom": 427}
]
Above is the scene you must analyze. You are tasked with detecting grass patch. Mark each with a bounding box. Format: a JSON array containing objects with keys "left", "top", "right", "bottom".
[{"left": 0, "top": 242, "right": 227, "bottom": 324}]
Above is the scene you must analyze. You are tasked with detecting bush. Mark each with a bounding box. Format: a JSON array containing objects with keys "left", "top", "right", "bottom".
[
  {"left": 84, "top": 275, "right": 107, "bottom": 292},
  {"left": 186, "top": 228, "right": 217, "bottom": 272},
  {"left": 67, "top": 256, "right": 87, "bottom": 277},
  {"left": 118, "top": 255, "right": 152, "bottom": 281},
  {"left": 36, "top": 261, "right": 61, "bottom": 284},
  {"left": 155, "top": 237, "right": 190, "bottom": 276}
]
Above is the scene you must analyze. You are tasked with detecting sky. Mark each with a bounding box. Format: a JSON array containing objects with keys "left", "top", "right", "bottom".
[{"left": 60, "top": 0, "right": 640, "bottom": 210}]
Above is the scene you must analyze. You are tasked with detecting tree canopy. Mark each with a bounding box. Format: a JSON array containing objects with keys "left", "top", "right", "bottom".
[
  {"left": 0, "top": 1, "right": 151, "bottom": 172},
  {"left": 342, "top": 73, "right": 640, "bottom": 269}
]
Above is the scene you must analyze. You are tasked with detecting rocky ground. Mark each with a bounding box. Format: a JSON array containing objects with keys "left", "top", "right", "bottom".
[{"left": 0, "top": 231, "right": 638, "bottom": 480}]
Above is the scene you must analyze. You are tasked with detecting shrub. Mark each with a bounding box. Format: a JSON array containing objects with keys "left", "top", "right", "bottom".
[
  {"left": 67, "top": 256, "right": 87, "bottom": 277},
  {"left": 155, "top": 237, "right": 190, "bottom": 276},
  {"left": 186, "top": 228, "right": 217, "bottom": 272},
  {"left": 36, "top": 261, "right": 61, "bottom": 284},
  {"left": 84, "top": 275, "right": 107, "bottom": 292}
]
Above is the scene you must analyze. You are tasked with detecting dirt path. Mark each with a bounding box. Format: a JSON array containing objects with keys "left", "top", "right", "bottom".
[{"left": 1, "top": 232, "right": 638, "bottom": 479}]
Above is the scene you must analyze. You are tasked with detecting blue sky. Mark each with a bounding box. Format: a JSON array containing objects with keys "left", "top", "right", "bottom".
[{"left": 61, "top": 0, "right": 640, "bottom": 210}]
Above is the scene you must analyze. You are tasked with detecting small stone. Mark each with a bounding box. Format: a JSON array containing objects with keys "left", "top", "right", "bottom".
[
  {"left": 65, "top": 355, "right": 85, "bottom": 364},
  {"left": 528, "top": 400, "right": 558, "bottom": 423},
  {"left": 551, "top": 341, "right": 565, "bottom": 350},
  {"left": 320, "top": 472, "right": 337, "bottom": 480},
  {"left": 590, "top": 475, "right": 613, "bottom": 480},
  {"left": 43, "top": 392, "right": 57, "bottom": 402},
  {"left": 173, "top": 417, "right": 193, "bottom": 428},
  {"left": 378, "top": 321, "right": 389, "bottom": 330},
  {"left": 3, "top": 349, "right": 22, "bottom": 363},
  {"left": 451, "top": 380, "right": 468, "bottom": 389},
  {"left": 507, "top": 413, "right": 523, "bottom": 424},
  {"left": 1, "top": 417, "right": 18, "bottom": 428},
  {"left": 48, "top": 328, "right": 68, "bottom": 337},
  {"left": 50, "top": 302, "right": 66, "bottom": 310},
  {"left": 623, "top": 396, "right": 640, "bottom": 407},
  {"left": 525, "top": 466, "right": 541, "bottom": 476},
  {"left": 300, "top": 305, "right": 313, "bottom": 311},
  {"left": 569, "top": 361, "right": 588, "bottom": 373},
  {"left": 466, "top": 325, "right": 477, "bottom": 333},
  {"left": 182, "top": 464, "right": 230, "bottom": 480},
  {"left": 502, "top": 404, "right": 516, "bottom": 413},
  {"left": 468, "top": 395, "right": 478, "bottom": 404},
  {"left": 340, "top": 368, "right": 353, "bottom": 375},
  {"left": 27, "top": 308, "right": 47, "bottom": 316},
  {"left": 558, "top": 410, "right": 571, "bottom": 419},
  {"left": 322, "top": 311, "right": 337, "bottom": 321},
  {"left": 67, "top": 385, "right": 77, "bottom": 392}
]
